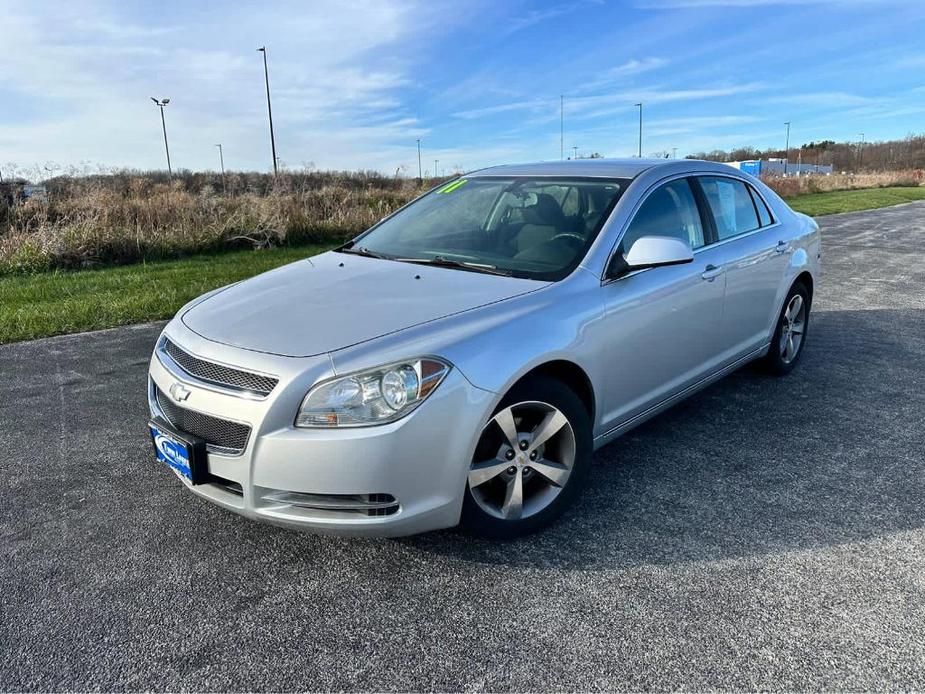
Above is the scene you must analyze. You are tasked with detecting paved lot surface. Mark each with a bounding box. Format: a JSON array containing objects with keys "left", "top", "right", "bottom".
[{"left": 2, "top": 203, "right": 924, "bottom": 691}]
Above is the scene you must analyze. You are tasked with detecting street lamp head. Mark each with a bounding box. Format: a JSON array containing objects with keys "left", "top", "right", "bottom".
[
  {"left": 258, "top": 46, "right": 266, "bottom": 52},
  {"left": 150, "top": 97, "right": 158, "bottom": 104},
  {"left": 161, "top": 98, "right": 170, "bottom": 105}
]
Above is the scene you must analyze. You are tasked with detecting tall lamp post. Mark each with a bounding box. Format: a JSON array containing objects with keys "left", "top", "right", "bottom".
[
  {"left": 215, "top": 144, "right": 225, "bottom": 193},
  {"left": 434, "top": 159, "right": 439, "bottom": 178},
  {"left": 784, "top": 121, "right": 791, "bottom": 175},
  {"left": 635, "top": 103, "right": 643, "bottom": 157},
  {"left": 257, "top": 47, "right": 278, "bottom": 176},
  {"left": 416, "top": 139, "right": 422, "bottom": 180},
  {"left": 150, "top": 97, "right": 172, "bottom": 177},
  {"left": 858, "top": 132, "right": 865, "bottom": 169}
]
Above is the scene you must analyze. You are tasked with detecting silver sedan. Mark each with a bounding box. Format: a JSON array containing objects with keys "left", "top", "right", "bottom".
[{"left": 147, "top": 158, "right": 820, "bottom": 538}]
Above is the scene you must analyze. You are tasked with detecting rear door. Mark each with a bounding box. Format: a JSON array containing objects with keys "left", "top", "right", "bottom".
[{"left": 692, "top": 175, "right": 790, "bottom": 362}]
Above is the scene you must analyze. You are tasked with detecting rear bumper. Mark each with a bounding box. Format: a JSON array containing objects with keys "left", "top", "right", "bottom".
[{"left": 147, "top": 322, "right": 494, "bottom": 537}]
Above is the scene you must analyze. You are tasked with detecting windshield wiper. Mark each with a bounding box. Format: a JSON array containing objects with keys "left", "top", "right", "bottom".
[
  {"left": 335, "top": 244, "right": 391, "bottom": 260},
  {"left": 395, "top": 255, "right": 512, "bottom": 277}
]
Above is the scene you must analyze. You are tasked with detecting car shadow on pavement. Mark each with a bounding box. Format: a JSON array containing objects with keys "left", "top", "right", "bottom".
[{"left": 400, "top": 307, "right": 925, "bottom": 570}]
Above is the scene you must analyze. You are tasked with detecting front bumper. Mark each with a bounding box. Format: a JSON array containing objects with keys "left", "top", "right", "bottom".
[{"left": 148, "top": 321, "right": 495, "bottom": 537}]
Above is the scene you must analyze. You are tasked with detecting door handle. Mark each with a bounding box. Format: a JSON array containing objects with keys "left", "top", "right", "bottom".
[
  {"left": 701, "top": 264, "right": 725, "bottom": 281},
  {"left": 775, "top": 240, "right": 790, "bottom": 254}
]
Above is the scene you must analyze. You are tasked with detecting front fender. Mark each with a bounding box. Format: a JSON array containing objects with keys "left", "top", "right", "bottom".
[{"left": 329, "top": 269, "right": 606, "bottom": 412}]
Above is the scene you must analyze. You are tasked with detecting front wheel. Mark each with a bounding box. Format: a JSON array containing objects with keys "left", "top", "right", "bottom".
[
  {"left": 461, "top": 377, "right": 592, "bottom": 539},
  {"left": 764, "top": 282, "right": 810, "bottom": 376}
]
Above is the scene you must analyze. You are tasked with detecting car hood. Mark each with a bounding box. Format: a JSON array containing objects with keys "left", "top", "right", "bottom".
[{"left": 181, "top": 251, "right": 546, "bottom": 357}]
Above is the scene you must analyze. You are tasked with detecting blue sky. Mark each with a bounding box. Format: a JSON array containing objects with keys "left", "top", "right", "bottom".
[{"left": 1, "top": 0, "right": 924, "bottom": 176}]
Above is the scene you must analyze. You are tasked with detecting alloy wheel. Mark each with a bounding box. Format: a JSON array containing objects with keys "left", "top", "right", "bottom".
[
  {"left": 779, "top": 293, "right": 806, "bottom": 364},
  {"left": 468, "top": 401, "right": 576, "bottom": 521}
]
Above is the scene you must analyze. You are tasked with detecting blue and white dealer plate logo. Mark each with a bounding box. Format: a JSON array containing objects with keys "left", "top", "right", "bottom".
[{"left": 150, "top": 425, "right": 192, "bottom": 480}]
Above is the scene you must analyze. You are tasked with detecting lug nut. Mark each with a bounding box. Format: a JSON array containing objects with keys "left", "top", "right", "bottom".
[
  {"left": 507, "top": 466, "right": 517, "bottom": 474},
  {"left": 505, "top": 450, "right": 515, "bottom": 460},
  {"left": 529, "top": 451, "right": 537, "bottom": 460},
  {"left": 523, "top": 466, "right": 531, "bottom": 474},
  {"left": 519, "top": 440, "right": 529, "bottom": 450}
]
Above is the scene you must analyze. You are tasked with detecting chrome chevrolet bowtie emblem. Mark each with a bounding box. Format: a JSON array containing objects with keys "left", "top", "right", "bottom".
[{"left": 169, "top": 382, "right": 191, "bottom": 402}]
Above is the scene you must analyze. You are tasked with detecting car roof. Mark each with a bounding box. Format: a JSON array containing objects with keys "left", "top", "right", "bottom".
[{"left": 467, "top": 157, "right": 732, "bottom": 180}]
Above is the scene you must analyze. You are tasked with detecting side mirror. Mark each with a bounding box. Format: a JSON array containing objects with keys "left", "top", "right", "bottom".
[{"left": 608, "top": 235, "right": 693, "bottom": 278}]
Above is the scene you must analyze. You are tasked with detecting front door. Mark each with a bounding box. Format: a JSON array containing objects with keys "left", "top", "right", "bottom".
[{"left": 598, "top": 177, "right": 726, "bottom": 432}]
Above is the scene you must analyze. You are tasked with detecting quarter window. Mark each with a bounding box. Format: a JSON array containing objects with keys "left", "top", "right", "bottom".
[
  {"left": 749, "top": 186, "right": 774, "bottom": 227},
  {"left": 620, "top": 178, "right": 705, "bottom": 253},
  {"left": 698, "top": 176, "right": 761, "bottom": 241}
]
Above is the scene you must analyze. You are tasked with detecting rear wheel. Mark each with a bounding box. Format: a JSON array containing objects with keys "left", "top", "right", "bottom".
[
  {"left": 764, "top": 282, "right": 810, "bottom": 376},
  {"left": 461, "top": 377, "right": 592, "bottom": 539}
]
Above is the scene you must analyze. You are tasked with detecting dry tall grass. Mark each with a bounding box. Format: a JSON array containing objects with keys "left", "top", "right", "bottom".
[
  {"left": 763, "top": 170, "right": 923, "bottom": 198},
  {"left": 1, "top": 168, "right": 921, "bottom": 275},
  {"left": 1, "top": 170, "right": 435, "bottom": 274}
]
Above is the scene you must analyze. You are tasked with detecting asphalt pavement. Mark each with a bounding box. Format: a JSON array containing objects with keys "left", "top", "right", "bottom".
[{"left": 2, "top": 202, "right": 924, "bottom": 691}]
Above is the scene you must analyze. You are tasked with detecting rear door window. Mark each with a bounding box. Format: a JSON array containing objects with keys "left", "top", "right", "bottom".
[{"left": 697, "top": 176, "right": 761, "bottom": 241}]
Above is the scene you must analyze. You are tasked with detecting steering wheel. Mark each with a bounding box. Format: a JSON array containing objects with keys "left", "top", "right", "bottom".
[{"left": 549, "top": 232, "right": 585, "bottom": 248}]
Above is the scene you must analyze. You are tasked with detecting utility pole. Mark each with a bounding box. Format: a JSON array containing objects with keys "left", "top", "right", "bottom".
[
  {"left": 858, "top": 132, "right": 865, "bottom": 169},
  {"left": 572, "top": 145, "right": 578, "bottom": 160},
  {"left": 783, "top": 121, "right": 791, "bottom": 175},
  {"left": 416, "top": 139, "right": 422, "bottom": 180},
  {"left": 560, "top": 94, "right": 564, "bottom": 160},
  {"left": 215, "top": 144, "right": 225, "bottom": 193},
  {"left": 635, "top": 103, "right": 643, "bottom": 157},
  {"left": 257, "top": 47, "right": 278, "bottom": 176},
  {"left": 434, "top": 159, "right": 439, "bottom": 178},
  {"left": 672, "top": 147, "right": 677, "bottom": 159},
  {"left": 150, "top": 97, "right": 172, "bottom": 177}
]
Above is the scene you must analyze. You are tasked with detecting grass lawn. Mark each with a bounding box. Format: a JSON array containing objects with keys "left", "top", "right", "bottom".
[
  {"left": 3, "top": 185, "right": 925, "bottom": 344},
  {"left": 787, "top": 185, "right": 925, "bottom": 216},
  {"left": 0, "top": 244, "right": 333, "bottom": 344}
]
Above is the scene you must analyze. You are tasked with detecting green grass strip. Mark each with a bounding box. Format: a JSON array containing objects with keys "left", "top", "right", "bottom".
[
  {"left": 787, "top": 186, "right": 925, "bottom": 217},
  {"left": 0, "top": 244, "right": 333, "bottom": 344}
]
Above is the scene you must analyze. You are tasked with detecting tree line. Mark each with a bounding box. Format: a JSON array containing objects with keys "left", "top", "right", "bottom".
[{"left": 685, "top": 133, "right": 925, "bottom": 172}]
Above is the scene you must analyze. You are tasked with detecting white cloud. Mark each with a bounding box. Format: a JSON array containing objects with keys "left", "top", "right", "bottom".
[
  {"left": 611, "top": 57, "right": 669, "bottom": 76},
  {"left": 0, "top": 0, "right": 445, "bottom": 173}
]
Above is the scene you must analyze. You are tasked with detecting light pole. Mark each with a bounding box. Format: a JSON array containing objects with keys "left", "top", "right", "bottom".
[
  {"left": 416, "top": 139, "right": 422, "bottom": 180},
  {"left": 215, "top": 144, "right": 225, "bottom": 193},
  {"left": 672, "top": 147, "right": 677, "bottom": 159},
  {"left": 257, "top": 47, "right": 278, "bottom": 176},
  {"left": 635, "top": 103, "right": 643, "bottom": 157},
  {"left": 858, "top": 132, "right": 865, "bottom": 169},
  {"left": 150, "top": 97, "right": 172, "bottom": 177},
  {"left": 572, "top": 145, "right": 578, "bottom": 160},
  {"left": 784, "top": 121, "right": 791, "bottom": 175},
  {"left": 434, "top": 159, "right": 439, "bottom": 178}
]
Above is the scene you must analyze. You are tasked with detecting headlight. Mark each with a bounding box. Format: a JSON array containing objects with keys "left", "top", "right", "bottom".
[{"left": 295, "top": 358, "right": 451, "bottom": 428}]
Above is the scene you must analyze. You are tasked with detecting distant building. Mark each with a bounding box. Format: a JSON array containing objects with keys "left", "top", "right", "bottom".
[{"left": 725, "top": 158, "right": 833, "bottom": 176}]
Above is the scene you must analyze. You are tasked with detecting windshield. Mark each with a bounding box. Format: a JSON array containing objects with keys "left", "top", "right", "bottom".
[{"left": 347, "top": 176, "right": 628, "bottom": 281}]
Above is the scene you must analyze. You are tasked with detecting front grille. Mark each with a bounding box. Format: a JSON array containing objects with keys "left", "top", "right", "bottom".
[
  {"left": 163, "top": 338, "right": 278, "bottom": 396},
  {"left": 155, "top": 385, "right": 251, "bottom": 455}
]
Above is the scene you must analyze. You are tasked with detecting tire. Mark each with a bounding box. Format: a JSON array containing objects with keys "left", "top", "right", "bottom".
[
  {"left": 461, "top": 376, "right": 593, "bottom": 539},
  {"left": 764, "top": 281, "right": 810, "bottom": 376}
]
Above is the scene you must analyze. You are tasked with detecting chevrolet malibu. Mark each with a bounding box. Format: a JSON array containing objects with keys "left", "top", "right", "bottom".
[{"left": 148, "top": 158, "right": 820, "bottom": 538}]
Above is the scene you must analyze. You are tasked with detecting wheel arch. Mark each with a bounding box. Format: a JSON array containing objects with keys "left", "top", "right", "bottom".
[
  {"left": 794, "top": 270, "right": 814, "bottom": 308},
  {"left": 505, "top": 359, "right": 596, "bottom": 424}
]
